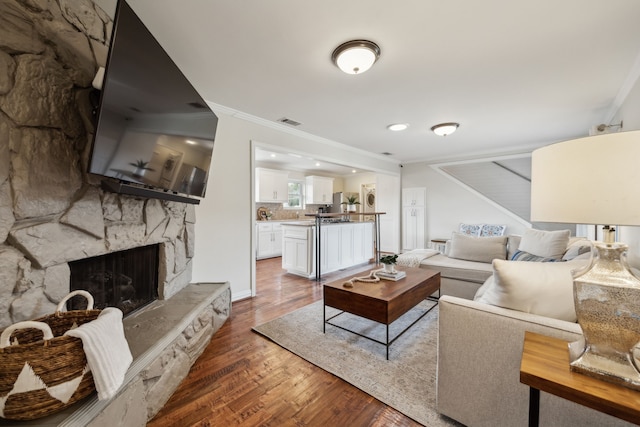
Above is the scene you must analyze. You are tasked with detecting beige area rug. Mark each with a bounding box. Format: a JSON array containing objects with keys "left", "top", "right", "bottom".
[{"left": 252, "top": 300, "right": 461, "bottom": 426}]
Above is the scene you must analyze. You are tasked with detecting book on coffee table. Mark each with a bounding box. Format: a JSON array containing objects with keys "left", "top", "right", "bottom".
[{"left": 376, "top": 270, "right": 407, "bottom": 281}]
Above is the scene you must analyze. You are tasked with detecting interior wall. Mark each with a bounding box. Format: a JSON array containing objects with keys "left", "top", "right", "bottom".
[
  {"left": 611, "top": 73, "right": 640, "bottom": 261},
  {"left": 343, "top": 172, "right": 376, "bottom": 195},
  {"left": 192, "top": 112, "right": 400, "bottom": 301},
  {"left": 401, "top": 163, "right": 529, "bottom": 240}
]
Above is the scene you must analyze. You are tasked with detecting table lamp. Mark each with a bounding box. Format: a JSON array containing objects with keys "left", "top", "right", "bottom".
[{"left": 531, "top": 130, "right": 640, "bottom": 390}]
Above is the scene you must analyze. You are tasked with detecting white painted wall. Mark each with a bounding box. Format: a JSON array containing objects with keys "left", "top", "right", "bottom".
[
  {"left": 401, "top": 162, "right": 529, "bottom": 241},
  {"left": 343, "top": 172, "right": 376, "bottom": 194},
  {"left": 611, "top": 73, "right": 640, "bottom": 261},
  {"left": 192, "top": 112, "right": 400, "bottom": 301}
]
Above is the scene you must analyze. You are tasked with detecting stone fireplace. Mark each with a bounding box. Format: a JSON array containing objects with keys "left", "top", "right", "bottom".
[
  {"left": 68, "top": 245, "right": 159, "bottom": 315},
  {"left": 0, "top": 0, "right": 196, "bottom": 332},
  {"left": 0, "top": 2, "right": 231, "bottom": 425}
]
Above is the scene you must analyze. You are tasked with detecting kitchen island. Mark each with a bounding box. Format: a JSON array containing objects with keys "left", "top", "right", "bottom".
[{"left": 281, "top": 213, "right": 385, "bottom": 280}]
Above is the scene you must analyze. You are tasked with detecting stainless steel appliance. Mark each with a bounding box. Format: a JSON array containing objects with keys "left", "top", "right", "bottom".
[{"left": 329, "top": 192, "right": 345, "bottom": 213}]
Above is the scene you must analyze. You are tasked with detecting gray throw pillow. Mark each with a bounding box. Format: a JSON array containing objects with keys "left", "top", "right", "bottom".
[{"left": 448, "top": 232, "right": 508, "bottom": 263}]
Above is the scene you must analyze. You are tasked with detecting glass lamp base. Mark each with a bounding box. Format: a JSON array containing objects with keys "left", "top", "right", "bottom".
[{"left": 569, "top": 242, "right": 640, "bottom": 390}]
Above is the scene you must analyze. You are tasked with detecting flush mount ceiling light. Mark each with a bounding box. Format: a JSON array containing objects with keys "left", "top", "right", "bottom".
[
  {"left": 331, "top": 40, "right": 381, "bottom": 75},
  {"left": 387, "top": 123, "right": 409, "bottom": 131},
  {"left": 431, "top": 122, "right": 459, "bottom": 136}
]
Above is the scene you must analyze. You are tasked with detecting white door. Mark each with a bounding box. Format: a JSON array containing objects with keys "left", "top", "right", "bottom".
[{"left": 402, "top": 206, "right": 426, "bottom": 250}]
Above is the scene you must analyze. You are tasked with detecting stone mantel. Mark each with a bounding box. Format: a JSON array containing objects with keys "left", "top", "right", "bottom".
[{"left": 0, "top": 0, "right": 197, "bottom": 329}]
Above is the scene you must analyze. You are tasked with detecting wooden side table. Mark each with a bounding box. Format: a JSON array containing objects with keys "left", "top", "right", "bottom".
[
  {"left": 430, "top": 238, "right": 447, "bottom": 253},
  {"left": 520, "top": 331, "right": 640, "bottom": 426}
]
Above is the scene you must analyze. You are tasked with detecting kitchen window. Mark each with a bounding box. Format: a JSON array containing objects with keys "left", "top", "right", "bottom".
[{"left": 284, "top": 179, "right": 303, "bottom": 209}]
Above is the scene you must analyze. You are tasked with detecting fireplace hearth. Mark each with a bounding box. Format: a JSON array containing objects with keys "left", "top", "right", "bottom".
[{"left": 69, "top": 245, "right": 159, "bottom": 316}]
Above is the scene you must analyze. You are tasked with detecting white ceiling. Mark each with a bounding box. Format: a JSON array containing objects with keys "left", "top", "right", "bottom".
[
  {"left": 254, "top": 147, "right": 361, "bottom": 176},
  {"left": 124, "top": 0, "right": 640, "bottom": 167}
]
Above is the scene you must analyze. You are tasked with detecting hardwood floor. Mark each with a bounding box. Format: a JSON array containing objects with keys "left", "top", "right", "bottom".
[{"left": 147, "top": 257, "right": 422, "bottom": 427}]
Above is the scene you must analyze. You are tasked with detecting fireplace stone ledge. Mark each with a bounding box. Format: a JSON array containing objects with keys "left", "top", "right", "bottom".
[{"left": 0, "top": 281, "right": 231, "bottom": 427}]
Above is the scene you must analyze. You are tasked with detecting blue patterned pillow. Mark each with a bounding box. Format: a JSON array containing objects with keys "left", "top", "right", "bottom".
[
  {"left": 459, "top": 223, "right": 482, "bottom": 236},
  {"left": 511, "top": 250, "right": 564, "bottom": 263},
  {"left": 481, "top": 224, "right": 506, "bottom": 237}
]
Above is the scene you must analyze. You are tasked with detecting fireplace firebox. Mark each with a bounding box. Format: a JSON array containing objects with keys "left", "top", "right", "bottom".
[{"left": 69, "top": 244, "right": 159, "bottom": 316}]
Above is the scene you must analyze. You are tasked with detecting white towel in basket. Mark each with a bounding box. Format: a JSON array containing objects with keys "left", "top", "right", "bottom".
[{"left": 65, "top": 307, "right": 132, "bottom": 400}]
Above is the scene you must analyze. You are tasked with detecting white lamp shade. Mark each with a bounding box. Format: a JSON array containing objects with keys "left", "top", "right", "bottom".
[{"left": 531, "top": 130, "right": 640, "bottom": 226}]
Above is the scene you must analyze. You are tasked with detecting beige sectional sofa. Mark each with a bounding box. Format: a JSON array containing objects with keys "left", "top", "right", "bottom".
[
  {"left": 397, "top": 233, "right": 522, "bottom": 299},
  {"left": 427, "top": 230, "right": 634, "bottom": 426},
  {"left": 437, "top": 296, "right": 633, "bottom": 426},
  {"left": 417, "top": 234, "right": 521, "bottom": 299}
]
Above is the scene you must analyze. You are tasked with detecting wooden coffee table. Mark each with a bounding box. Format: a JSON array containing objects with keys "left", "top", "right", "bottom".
[{"left": 323, "top": 267, "right": 440, "bottom": 359}]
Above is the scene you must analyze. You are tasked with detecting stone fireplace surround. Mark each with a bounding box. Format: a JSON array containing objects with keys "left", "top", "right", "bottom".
[{"left": 0, "top": 0, "right": 231, "bottom": 424}]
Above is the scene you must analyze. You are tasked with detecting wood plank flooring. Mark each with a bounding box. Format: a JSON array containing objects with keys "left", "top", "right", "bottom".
[{"left": 147, "top": 258, "right": 422, "bottom": 427}]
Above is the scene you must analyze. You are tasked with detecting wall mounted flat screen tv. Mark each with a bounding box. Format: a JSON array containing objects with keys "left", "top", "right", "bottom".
[{"left": 88, "top": 0, "right": 218, "bottom": 202}]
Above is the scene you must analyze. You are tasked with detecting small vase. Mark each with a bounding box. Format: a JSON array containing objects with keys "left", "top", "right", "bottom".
[{"left": 383, "top": 263, "right": 396, "bottom": 273}]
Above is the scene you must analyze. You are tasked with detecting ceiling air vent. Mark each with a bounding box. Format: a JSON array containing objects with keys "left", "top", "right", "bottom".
[{"left": 277, "top": 117, "right": 302, "bottom": 127}]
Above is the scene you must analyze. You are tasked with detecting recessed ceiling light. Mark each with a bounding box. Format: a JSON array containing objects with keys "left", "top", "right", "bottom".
[
  {"left": 352, "top": 169, "right": 357, "bottom": 173},
  {"left": 431, "top": 122, "right": 459, "bottom": 136},
  {"left": 270, "top": 153, "right": 276, "bottom": 158},
  {"left": 387, "top": 123, "right": 408, "bottom": 132},
  {"left": 186, "top": 139, "right": 197, "bottom": 145},
  {"left": 315, "top": 162, "right": 321, "bottom": 167}
]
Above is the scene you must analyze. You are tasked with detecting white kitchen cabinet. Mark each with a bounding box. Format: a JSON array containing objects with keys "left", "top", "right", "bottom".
[
  {"left": 321, "top": 225, "right": 342, "bottom": 273},
  {"left": 282, "top": 222, "right": 374, "bottom": 278},
  {"left": 305, "top": 176, "right": 334, "bottom": 205},
  {"left": 353, "top": 222, "right": 374, "bottom": 265},
  {"left": 402, "top": 187, "right": 426, "bottom": 251},
  {"left": 340, "top": 225, "right": 355, "bottom": 267},
  {"left": 282, "top": 225, "right": 312, "bottom": 275},
  {"left": 256, "top": 222, "right": 283, "bottom": 259},
  {"left": 256, "top": 168, "right": 289, "bottom": 203}
]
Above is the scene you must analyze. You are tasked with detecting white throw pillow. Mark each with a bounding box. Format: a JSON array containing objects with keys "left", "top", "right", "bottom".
[
  {"left": 473, "top": 275, "right": 494, "bottom": 301},
  {"left": 476, "top": 259, "right": 586, "bottom": 322},
  {"left": 448, "top": 232, "right": 507, "bottom": 263},
  {"left": 518, "top": 229, "right": 571, "bottom": 259}
]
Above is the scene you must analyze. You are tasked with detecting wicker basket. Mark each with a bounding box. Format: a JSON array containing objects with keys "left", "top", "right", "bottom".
[{"left": 0, "top": 290, "right": 101, "bottom": 421}]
